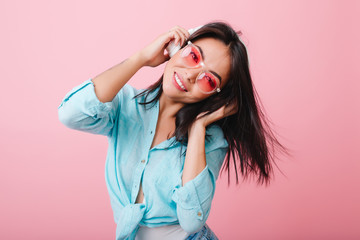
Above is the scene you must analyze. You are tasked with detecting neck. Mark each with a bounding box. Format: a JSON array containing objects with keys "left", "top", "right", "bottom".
[{"left": 158, "top": 93, "right": 185, "bottom": 119}]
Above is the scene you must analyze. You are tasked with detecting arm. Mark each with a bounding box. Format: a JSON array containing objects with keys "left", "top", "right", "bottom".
[
  {"left": 184, "top": 102, "right": 238, "bottom": 186},
  {"left": 172, "top": 103, "right": 238, "bottom": 233},
  {"left": 58, "top": 27, "right": 188, "bottom": 135},
  {"left": 91, "top": 25, "right": 189, "bottom": 103},
  {"left": 182, "top": 122, "right": 207, "bottom": 186},
  {"left": 171, "top": 123, "right": 228, "bottom": 233},
  {"left": 57, "top": 52, "right": 145, "bottom": 136},
  {"left": 91, "top": 52, "right": 145, "bottom": 103}
]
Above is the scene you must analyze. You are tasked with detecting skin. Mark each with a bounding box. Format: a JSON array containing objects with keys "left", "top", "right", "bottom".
[
  {"left": 161, "top": 37, "right": 231, "bottom": 111},
  {"left": 150, "top": 37, "right": 233, "bottom": 145},
  {"left": 139, "top": 25, "right": 238, "bottom": 125},
  {"left": 146, "top": 27, "right": 238, "bottom": 202},
  {"left": 92, "top": 26, "right": 238, "bottom": 204}
]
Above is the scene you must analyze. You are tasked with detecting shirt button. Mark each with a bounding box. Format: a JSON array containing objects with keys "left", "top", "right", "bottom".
[
  {"left": 197, "top": 212, "right": 202, "bottom": 217},
  {"left": 141, "top": 159, "right": 145, "bottom": 163},
  {"left": 150, "top": 131, "right": 153, "bottom": 134}
]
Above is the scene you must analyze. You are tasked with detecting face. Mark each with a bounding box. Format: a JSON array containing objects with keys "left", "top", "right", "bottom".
[{"left": 162, "top": 37, "right": 231, "bottom": 104}]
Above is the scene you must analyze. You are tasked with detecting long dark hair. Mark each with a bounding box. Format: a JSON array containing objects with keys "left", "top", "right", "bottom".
[{"left": 134, "top": 21, "right": 291, "bottom": 186}]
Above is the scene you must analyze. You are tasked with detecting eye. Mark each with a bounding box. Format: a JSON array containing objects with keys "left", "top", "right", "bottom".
[
  {"left": 189, "top": 47, "right": 200, "bottom": 64},
  {"left": 197, "top": 72, "right": 218, "bottom": 93},
  {"left": 181, "top": 45, "right": 201, "bottom": 67},
  {"left": 204, "top": 75, "right": 216, "bottom": 88}
]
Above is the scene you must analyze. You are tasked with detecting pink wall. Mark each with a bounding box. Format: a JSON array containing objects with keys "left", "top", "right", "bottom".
[{"left": 1, "top": 0, "right": 359, "bottom": 239}]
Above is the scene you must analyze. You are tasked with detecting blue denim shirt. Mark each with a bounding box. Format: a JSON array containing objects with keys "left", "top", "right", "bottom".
[{"left": 58, "top": 79, "right": 229, "bottom": 240}]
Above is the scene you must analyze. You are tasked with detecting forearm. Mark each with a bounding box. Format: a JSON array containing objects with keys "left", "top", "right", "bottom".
[
  {"left": 91, "top": 51, "right": 146, "bottom": 103},
  {"left": 173, "top": 122, "right": 228, "bottom": 233},
  {"left": 175, "top": 122, "right": 212, "bottom": 233},
  {"left": 182, "top": 122, "right": 207, "bottom": 186}
]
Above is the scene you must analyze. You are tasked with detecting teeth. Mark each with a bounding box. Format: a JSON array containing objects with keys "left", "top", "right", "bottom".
[{"left": 175, "top": 73, "right": 186, "bottom": 91}]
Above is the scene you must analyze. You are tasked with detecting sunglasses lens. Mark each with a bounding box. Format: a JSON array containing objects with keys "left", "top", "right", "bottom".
[
  {"left": 197, "top": 72, "right": 218, "bottom": 93},
  {"left": 181, "top": 45, "right": 201, "bottom": 67}
]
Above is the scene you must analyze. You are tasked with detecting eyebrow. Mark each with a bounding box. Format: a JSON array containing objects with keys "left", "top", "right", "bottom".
[{"left": 195, "top": 44, "right": 223, "bottom": 84}]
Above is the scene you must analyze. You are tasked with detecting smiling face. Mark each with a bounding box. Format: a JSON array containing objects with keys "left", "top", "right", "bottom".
[{"left": 162, "top": 37, "right": 231, "bottom": 104}]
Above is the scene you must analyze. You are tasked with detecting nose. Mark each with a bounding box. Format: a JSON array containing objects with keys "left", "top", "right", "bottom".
[{"left": 185, "top": 68, "right": 200, "bottom": 84}]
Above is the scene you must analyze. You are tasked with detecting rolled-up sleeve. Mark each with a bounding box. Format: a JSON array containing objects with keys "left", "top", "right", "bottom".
[
  {"left": 58, "top": 78, "right": 120, "bottom": 136},
  {"left": 171, "top": 134, "right": 228, "bottom": 234}
]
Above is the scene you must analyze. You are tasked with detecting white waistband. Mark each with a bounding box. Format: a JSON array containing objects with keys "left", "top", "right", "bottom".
[{"left": 135, "top": 224, "right": 190, "bottom": 240}]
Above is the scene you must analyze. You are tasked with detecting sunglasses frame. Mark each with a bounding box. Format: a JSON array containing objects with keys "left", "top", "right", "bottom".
[{"left": 180, "top": 41, "right": 221, "bottom": 94}]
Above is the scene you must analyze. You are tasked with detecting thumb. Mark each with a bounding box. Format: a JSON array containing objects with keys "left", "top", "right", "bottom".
[{"left": 163, "top": 52, "right": 170, "bottom": 61}]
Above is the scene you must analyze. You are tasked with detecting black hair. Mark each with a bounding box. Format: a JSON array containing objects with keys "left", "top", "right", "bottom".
[{"left": 133, "top": 21, "right": 292, "bottom": 186}]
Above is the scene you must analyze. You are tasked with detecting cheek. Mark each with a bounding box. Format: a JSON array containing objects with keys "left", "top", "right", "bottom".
[
  {"left": 163, "top": 67, "right": 175, "bottom": 86},
  {"left": 163, "top": 58, "right": 179, "bottom": 79},
  {"left": 190, "top": 90, "right": 213, "bottom": 102},
  {"left": 163, "top": 62, "right": 172, "bottom": 77}
]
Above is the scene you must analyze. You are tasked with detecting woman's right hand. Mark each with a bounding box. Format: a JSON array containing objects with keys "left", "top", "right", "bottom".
[{"left": 138, "top": 26, "right": 190, "bottom": 68}]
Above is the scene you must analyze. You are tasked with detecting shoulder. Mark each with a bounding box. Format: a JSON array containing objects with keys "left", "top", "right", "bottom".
[
  {"left": 115, "top": 84, "right": 160, "bottom": 123},
  {"left": 204, "top": 124, "right": 229, "bottom": 153},
  {"left": 118, "top": 83, "right": 140, "bottom": 99},
  {"left": 119, "top": 84, "right": 159, "bottom": 104},
  {"left": 115, "top": 83, "right": 150, "bottom": 109}
]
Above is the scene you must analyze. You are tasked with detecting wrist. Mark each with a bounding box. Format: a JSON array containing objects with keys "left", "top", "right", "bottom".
[
  {"left": 188, "top": 121, "right": 206, "bottom": 136},
  {"left": 132, "top": 50, "right": 147, "bottom": 68}
]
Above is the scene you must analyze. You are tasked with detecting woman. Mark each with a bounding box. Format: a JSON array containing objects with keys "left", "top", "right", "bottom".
[{"left": 58, "top": 21, "right": 288, "bottom": 240}]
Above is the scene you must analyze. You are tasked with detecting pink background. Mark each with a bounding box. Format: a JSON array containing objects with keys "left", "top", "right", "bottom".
[{"left": 1, "top": 0, "right": 359, "bottom": 239}]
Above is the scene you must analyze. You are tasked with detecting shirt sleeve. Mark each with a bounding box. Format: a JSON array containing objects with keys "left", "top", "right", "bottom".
[
  {"left": 171, "top": 124, "right": 229, "bottom": 234},
  {"left": 58, "top": 78, "right": 135, "bottom": 137}
]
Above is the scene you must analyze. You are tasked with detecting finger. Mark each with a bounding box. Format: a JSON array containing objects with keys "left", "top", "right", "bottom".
[
  {"left": 163, "top": 51, "right": 170, "bottom": 61},
  {"left": 163, "top": 27, "right": 180, "bottom": 45},
  {"left": 175, "top": 29, "right": 185, "bottom": 46},
  {"left": 174, "top": 29, "right": 188, "bottom": 46},
  {"left": 169, "top": 25, "right": 180, "bottom": 31},
  {"left": 226, "top": 103, "right": 238, "bottom": 116},
  {"left": 169, "top": 31, "right": 182, "bottom": 46},
  {"left": 170, "top": 26, "right": 190, "bottom": 43},
  {"left": 170, "top": 25, "right": 187, "bottom": 33},
  {"left": 182, "top": 28, "right": 191, "bottom": 39},
  {"left": 177, "top": 25, "right": 190, "bottom": 36},
  {"left": 176, "top": 27, "right": 190, "bottom": 39}
]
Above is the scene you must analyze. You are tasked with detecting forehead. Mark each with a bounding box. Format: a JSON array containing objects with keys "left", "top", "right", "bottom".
[{"left": 192, "top": 38, "right": 231, "bottom": 85}]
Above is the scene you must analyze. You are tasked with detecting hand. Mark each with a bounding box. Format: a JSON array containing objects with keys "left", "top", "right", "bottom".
[
  {"left": 193, "top": 100, "right": 239, "bottom": 128},
  {"left": 139, "top": 26, "right": 190, "bottom": 68}
]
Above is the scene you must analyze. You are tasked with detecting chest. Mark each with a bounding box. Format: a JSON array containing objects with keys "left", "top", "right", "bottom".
[{"left": 150, "top": 116, "right": 176, "bottom": 150}]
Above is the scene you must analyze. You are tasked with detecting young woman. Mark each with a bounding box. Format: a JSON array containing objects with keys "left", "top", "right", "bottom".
[{"left": 58, "top": 21, "right": 288, "bottom": 240}]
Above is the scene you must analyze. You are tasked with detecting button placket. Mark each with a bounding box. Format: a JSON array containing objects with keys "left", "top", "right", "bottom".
[
  {"left": 148, "top": 102, "right": 158, "bottom": 151},
  {"left": 132, "top": 161, "right": 145, "bottom": 201},
  {"left": 133, "top": 159, "right": 147, "bottom": 204},
  {"left": 197, "top": 210, "right": 203, "bottom": 220}
]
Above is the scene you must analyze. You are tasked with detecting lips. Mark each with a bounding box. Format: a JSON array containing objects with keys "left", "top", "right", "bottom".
[{"left": 173, "top": 72, "right": 188, "bottom": 92}]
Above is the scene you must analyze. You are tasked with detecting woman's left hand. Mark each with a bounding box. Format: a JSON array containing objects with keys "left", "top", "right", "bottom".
[{"left": 194, "top": 100, "right": 239, "bottom": 128}]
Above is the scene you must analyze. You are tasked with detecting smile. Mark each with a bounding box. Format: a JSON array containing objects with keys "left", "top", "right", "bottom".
[{"left": 173, "top": 72, "right": 188, "bottom": 92}]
